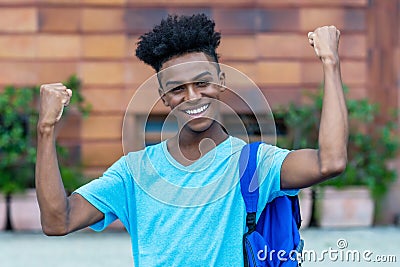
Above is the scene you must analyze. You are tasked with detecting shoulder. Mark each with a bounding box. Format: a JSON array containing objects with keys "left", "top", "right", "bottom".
[
  {"left": 257, "top": 143, "right": 291, "bottom": 159},
  {"left": 125, "top": 142, "right": 164, "bottom": 160}
]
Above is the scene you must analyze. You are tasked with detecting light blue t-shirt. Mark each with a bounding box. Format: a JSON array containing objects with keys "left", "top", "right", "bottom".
[{"left": 74, "top": 136, "right": 298, "bottom": 266}]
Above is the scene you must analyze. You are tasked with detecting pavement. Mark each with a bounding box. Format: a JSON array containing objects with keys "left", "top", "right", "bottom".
[{"left": 0, "top": 227, "right": 399, "bottom": 267}]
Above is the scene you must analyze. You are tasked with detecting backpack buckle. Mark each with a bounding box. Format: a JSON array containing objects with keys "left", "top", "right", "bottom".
[{"left": 246, "top": 212, "right": 256, "bottom": 232}]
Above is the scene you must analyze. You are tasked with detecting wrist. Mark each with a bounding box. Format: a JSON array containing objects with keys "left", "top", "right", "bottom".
[
  {"left": 37, "top": 121, "right": 55, "bottom": 136},
  {"left": 321, "top": 54, "right": 340, "bottom": 68}
]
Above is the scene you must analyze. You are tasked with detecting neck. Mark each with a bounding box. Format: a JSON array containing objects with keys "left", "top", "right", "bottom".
[
  {"left": 167, "top": 122, "right": 229, "bottom": 164},
  {"left": 176, "top": 121, "right": 228, "bottom": 148}
]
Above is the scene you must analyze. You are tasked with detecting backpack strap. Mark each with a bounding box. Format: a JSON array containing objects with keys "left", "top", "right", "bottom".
[
  {"left": 239, "top": 142, "right": 262, "bottom": 232},
  {"left": 240, "top": 142, "right": 304, "bottom": 267}
]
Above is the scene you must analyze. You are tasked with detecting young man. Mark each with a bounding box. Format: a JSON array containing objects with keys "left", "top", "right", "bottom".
[{"left": 36, "top": 14, "right": 347, "bottom": 266}]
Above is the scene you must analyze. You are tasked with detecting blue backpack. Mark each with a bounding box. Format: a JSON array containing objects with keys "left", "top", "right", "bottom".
[{"left": 239, "top": 142, "right": 304, "bottom": 267}]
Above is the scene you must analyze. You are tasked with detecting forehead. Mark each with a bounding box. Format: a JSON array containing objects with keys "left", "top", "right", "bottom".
[{"left": 158, "top": 53, "right": 219, "bottom": 88}]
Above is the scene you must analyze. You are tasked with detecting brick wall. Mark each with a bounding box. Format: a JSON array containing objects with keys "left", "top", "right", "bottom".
[{"left": 0, "top": 0, "right": 372, "bottom": 177}]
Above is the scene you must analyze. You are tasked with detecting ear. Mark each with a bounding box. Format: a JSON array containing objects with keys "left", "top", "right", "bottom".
[
  {"left": 158, "top": 87, "right": 169, "bottom": 107},
  {"left": 218, "top": 71, "right": 226, "bottom": 92}
]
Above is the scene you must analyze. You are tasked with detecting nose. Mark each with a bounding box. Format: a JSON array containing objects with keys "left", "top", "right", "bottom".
[{"left": 185, "top": 84, "right": 201, "bottom": 101}]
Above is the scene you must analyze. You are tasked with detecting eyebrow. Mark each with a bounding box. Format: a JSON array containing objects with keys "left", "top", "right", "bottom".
[{"left": 165, "top": 71, "right": 213, "bottom": 88}]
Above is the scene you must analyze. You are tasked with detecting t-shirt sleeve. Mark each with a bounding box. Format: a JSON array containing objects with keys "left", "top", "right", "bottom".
[
  {"left": 256, "top": 143, "right": 299, "bottom": 214},
  {"left": 73, "top": 156, "right": 131, "bottom": 232}
]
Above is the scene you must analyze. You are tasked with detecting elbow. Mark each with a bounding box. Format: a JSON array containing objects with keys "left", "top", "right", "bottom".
[
  {"left": 41, "top": 221, "right": 69, "bottom": 236},
  {"left": 42, "top": 226, "right": 68, "bottom": 237},
  {"left": 320, "top": 157, "right": 347, "bottom": 178}
]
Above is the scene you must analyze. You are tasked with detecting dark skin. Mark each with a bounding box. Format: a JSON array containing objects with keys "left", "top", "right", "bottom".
[
  {"left": 35, "top": 25, "right": 347, "bottom": 236},
  {"left": 157, "top": 52, "right": 228, "bottom": 166}
]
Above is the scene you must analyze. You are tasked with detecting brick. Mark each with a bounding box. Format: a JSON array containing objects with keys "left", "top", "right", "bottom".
[
  {"left": 82, "top": 8, "right": 125, "bottom": 32},
  {"left": 125, "top": 8, "right": 168, "bottom": 33},
  {"left": 346, "top": 87, "right": 367, "bottom": 100},
  {"left": 82, "top": 88, "right": 135, "bottom": 114},
  {"left": 0, "top": 62, "right": 37, "bottom": 85},
  {"left": 81, "top": 62, "right": 125, "bottom": 85},
  {"left": 0, "top": 36, "right": 36, "bottom": 59},
  {"left": 83, "top": 35, "right": 126, "bottom": 59},
  {"left": 163, "top": 0, "right": 250, "bottom": 4},
  {"left": 302, "top": 61, "right": 366, "bottom": 86},
  {"left": 300, "top": 8, "right": 345, "bottom": 31},
  {"left": 341, "top": 61, "right": 366, "bottom": 85},
  {"left": 39, "top": 0, "right": 81, "bottom": 3},
  {"left": 82, "top": 0, "right": 126, "bottom": 5},
  {"left": 126, "top": 0, "right": 250, "bottom": 5},
  {"left": 165, "top": 7, "right": 212, "bottom": 18},
  {"left": 395, "top": 48, "right": 400, "bottom": 85},
  {"left": 301, "top": 87, "right": 368, "bottom": 105},
  {"left": 56, "top": 112, "right": 81, "bottom": 140},
  {"left": 299, "top": 88, "right": 321, "bottom": 105},
  {"left": 125, "top": 61, "right": 156, "bottom": 85},
  {"left": 344, "top": 9, "right": 366, "bottom": 31},
  {"left": 220, "top": 62, "right": 258, "bottom": 89},
  {"left": 37, "top": 62, "right": 78, "bottom": 85},
  {"left": 218, "top": 35, "right": 257, "bottom": 61},
  {"left": 0, "top": 0, "right": 36, "bottom": 3},
  {"left": 127, "top": 35, "right": 140, "bottom": 57},
  {"left": 257, "top": 61, "right": 301, "bottom": 85},
  {"left": 219, "top": 89, "right": 252, "bottom": 114},
  {"left": 213, "top": 9, "right": 258, "bottom": 34},
  {"left": 219, "top": 86, "right": 281, "bottom": 115},
  {"left": 81, "top": 88, "right": 128, "bottom": 112},
  {"left": 126, "top": 0, "right": 163, "bottom": 4},
  {"left": 124, "top": 88, "right": 170, "bottom": 114},
  {"left": 82, "top": 141, "right": 123, "bottom": 166},
  {"left": 39, "top": 8, "right": 81, "bottom": 33},
  {"left": 82, "top": 115, "right": 123, "bottom": 140},
  {"left": 257, "top": 34, "right": 314, "bottom": 59},
  {"left": 37, "top": 35, "right": 81, "bottom": 59},
  {"left": 256, "top": 0, "right": 368, "bottom": 7},
  {"left": 260, "top": 87, "right": 302, "bottom": 109},
  {"left": 0, "top": 8, "right": 37, "bottom": 33},
  {"left": 339, "top": 34, "right": 367, "bottom": 58},
  {"left": 301, "top": 62, "right": 323, "bottom": 84},
  {"left": 259, "top": 9, "right": 300, "bottom": 32},
  {"left": 123, "top": 81, "right": 170, "bottom": 113}
]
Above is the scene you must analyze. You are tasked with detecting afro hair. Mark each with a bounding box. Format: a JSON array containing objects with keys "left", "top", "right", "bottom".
[{"left": 135, "top": 13, "right": 221, "bottom": 72}]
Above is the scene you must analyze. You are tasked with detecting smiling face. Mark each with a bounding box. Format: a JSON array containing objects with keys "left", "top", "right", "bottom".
[{"left": 158, "top": 52, "right": 226, "bottom": 134}]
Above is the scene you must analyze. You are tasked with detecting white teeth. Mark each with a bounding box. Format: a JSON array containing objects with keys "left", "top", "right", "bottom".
[{"left": 185, "top": 104, "right": 209, "bottom": 115}]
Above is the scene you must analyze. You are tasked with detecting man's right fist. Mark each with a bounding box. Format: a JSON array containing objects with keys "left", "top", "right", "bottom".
[{"left": 38, "top": 83, "right": 72, "bottom": 128}]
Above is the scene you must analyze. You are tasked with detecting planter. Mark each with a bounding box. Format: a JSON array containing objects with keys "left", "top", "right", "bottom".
[
  {"left": 0, "top": 194, "right": 5, "bottom": 230},
  {"left": 10, "top": 189, "right": 42, "bottom": 231},
  {"left": 317, "top": 186, "right": 374, "bottom": 228},
  {"left": 298, "top": 188, "right": 312, "bottom": 228}
]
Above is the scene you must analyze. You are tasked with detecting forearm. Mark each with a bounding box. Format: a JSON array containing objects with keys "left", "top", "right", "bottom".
[
  {"left": 35, "top": 124, "right": 69, "bottom": 235},
  {"left": 318, "top": 59, "right": 348, "bottom": 176}
]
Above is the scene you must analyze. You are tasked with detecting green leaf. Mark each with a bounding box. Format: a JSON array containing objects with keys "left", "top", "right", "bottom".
[{"left": 274, "top": 84, "right": 399, "bottom": 203}]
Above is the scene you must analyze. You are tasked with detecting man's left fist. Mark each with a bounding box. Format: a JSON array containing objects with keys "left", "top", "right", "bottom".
[{"left": 308, "top": 26, "right": 340, "bottom": 64}]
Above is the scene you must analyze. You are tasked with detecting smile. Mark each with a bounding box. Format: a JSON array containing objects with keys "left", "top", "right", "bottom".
[{"left": 184, "top": 104, "right": 209, "bottom": 115}]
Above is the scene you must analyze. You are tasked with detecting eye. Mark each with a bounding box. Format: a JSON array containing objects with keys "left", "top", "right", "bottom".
[
  {"left": 195, "top": 81, "right": 209, "bottom": 87},
  {"left": 169, "top": 85, "right": 185, "bottom": 93}
]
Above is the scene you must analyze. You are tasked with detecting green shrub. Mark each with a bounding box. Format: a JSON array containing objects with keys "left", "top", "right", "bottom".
[
  {"left": 0, "top": 75, "right": 91, "bottom": 196},
  {"left": 276, "top": 85, "right": 399, "bottom": 201}
]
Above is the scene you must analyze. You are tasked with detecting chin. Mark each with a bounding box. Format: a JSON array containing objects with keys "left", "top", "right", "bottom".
[{"left": 183, "top": 117, "right": 215, "bottom": 133}]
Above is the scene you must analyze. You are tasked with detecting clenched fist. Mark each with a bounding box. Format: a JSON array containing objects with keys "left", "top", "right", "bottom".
[
  {"left": 38, "top": 83, "right": 72, "bottom": 128},
  {"left": 308, "top": 25, "right": 340, "bottom": 64}
]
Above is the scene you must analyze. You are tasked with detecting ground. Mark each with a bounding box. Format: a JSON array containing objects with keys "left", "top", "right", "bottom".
[{"left": 0, "top": 227, "right": 399, "bottom": 267}]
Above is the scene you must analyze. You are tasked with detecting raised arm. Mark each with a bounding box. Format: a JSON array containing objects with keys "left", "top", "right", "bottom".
[
  {"left": 35, "top": 83, "right": 104, "bottom": 235},
  {"left": 280, "top": 26, "right": 348, "bottom": 189}
]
